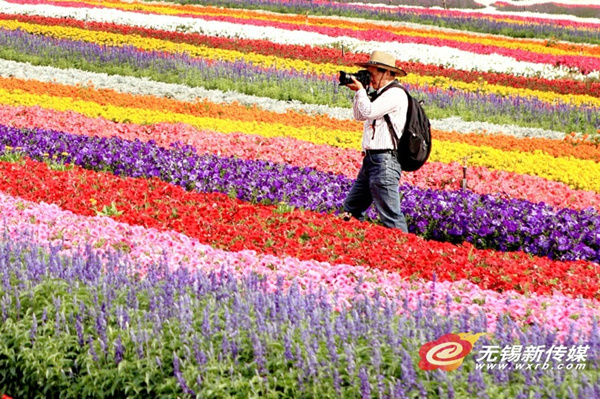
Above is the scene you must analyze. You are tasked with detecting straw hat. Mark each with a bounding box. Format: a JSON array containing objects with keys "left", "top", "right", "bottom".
[{"left": 355, "top": 51, "right": 407, "bottom": 77}]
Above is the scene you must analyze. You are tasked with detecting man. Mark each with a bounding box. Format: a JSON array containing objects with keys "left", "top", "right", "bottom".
[{"left": 341, "top": 50, "right": 409, "bottom": 233}]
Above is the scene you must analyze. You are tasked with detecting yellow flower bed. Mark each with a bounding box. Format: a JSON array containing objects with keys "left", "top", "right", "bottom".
[
  {"left": 402, "top": 75, "right": 600, "bottom": 107},
  {"left": 0, "top": 88, "right": 359, "bottom": 147}
]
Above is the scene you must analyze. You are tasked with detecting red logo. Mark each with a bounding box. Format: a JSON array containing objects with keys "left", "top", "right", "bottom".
[{"left": 418, "top": 332, "right": 486, "bottom": 371}]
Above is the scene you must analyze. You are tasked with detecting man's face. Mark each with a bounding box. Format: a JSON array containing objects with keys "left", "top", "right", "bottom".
[{"left": 367, "top": 66, "right": 388, "bottom": 90}]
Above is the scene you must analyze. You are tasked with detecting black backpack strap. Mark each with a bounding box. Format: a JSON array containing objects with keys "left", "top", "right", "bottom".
[{"left": 383, "top": 114, "right": 398, "bottom": 150}]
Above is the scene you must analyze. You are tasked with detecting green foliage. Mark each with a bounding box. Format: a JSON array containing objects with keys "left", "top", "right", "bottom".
[
  {"left": 273, "top": 202, "right": 295, "bottom": 214},
  {"left": 0, "top": 150, "right": 25, "bottom": 164},
  {"left": 45, "top": 157, "right": 74, "bottom": 172},
  {"left": 95, "top": 201, "right": 124, "bottom": 217}
]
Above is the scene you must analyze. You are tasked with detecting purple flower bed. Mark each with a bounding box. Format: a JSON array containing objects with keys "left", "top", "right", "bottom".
[{"left": 1, "top": 125, "right": 600, "bottom": 264}]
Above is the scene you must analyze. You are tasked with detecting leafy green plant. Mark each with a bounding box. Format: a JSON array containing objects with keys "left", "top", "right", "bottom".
[
  {"left": 0, "top": 150, "right": 25, "bottom": 164},
  {"left": 273, "top": 202, "right": 295, "bottom": 214},
  {"left": 95, "top": 201, "right": 124, "bottom": 217}
]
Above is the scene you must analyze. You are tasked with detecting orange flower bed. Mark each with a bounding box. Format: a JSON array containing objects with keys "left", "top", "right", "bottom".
[{"left": 0, "top": 76, "right": 360, "bottom": 131}]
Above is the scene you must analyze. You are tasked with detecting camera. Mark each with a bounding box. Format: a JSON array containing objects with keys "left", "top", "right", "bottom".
[{"left": 338, "top": 70, "right": 371, "bottom": 87}]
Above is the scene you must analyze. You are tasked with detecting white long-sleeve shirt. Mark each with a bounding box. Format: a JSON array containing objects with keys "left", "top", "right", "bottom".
[{"left": 353, "top": 81, "right": 408, "bottom": 151}]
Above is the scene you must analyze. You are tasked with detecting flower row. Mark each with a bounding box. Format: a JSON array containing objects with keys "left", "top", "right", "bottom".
[
  {"left": 2, "top": 12, "right": 599, "bottom": 137},
  {"left": 4, "top": 24, "right": 599, "bottom": 111},
  {"left": 0, "top": 0, "right": 597, "bottom": 395},
  {"left": 4, "top": 103, "right": 599, "bottom": 212},
  {"left": 3, "top": 124, "right": 600, "bottom": 263},
  {"left": 3, "top": 25, "right": 600, "bottom": 134},
  {"left": 4, "top": 12, "right": 600, "bottom": 98},
  {"left": 10, "top": 2, "right": 600, "bottom": 62},
  {"left": 25, "top": 0, "right": 600, "bottom": 31},
  {"left": 493, "top": 1, "right": 600, "bottom": 17},
  {"left": 10, "top": 0, "right": 600, "bottom": 61},
  {"left": 0, "top": 57, "right": 581, "bottom": 142},
  {"left": 5, "top": 106, "right": 600, "bottom": 216},
  {"left": 162, "top": 8, "right": 600, "bottom": 73},
  {"left": 2, "top": 29, "right": 598, "bottom": 138},
  {"left": 1, "top": 24, "right": 597, "bottom": 138}
]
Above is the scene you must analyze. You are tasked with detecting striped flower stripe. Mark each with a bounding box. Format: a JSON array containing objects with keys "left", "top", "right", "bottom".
[
  {"left": 0, "top": 25, "right": 597, "bottom": 138},
  {"left": 8, "top": 0, "right": 600, "bottom": 62},
  {"left": 0, "top": 1, "right": 598, "bottom": 394},
  {"left": 23, "top": 12, "right": 596, "bottom": 93},
  {"left": 0, "top": 50, "right": 599, "bottom": 156},
  {"left": 3, "top": 24, "right": 599, "bottom": 110},
  {"left": 7, "top": 0, "right": 600, "bottom": 61},
  {"left": 0, "top": 72, "right": 354, "bottom": 134},
  {"left": 492, "top": 1, "right": 600, "bottom": 15},
  {"left": 1, "top": 234, "right": 597, "bottom": 398},
  {"left": 433, "top": 130, "right": 600, "bottom": 163},
  {"left": 1, "top": 76, "right": 599, "bottom": 193},
  {"left": 2, "top": 125, "right": 600, "bottom": 265},
  {"left": 0, "top": 84, "right": 355, "bottom": 146},
  {"left": 431, "top": 141, "right": 600, "bottom": 193},
  {"left": 1, "top": 190, "right": 598, "bottom": 341},
  {"left": 188, "top": 0, "right": 600, "bottom": 29},
  {"left": 2, "top": 103, "right": 599, "bottom": 214},
  {"left": 0, "top": 58, "right": 581, "bottom": 142},
  {"left": 139, "top": 11, "right": 600, "bottom": 72},
  {"left": 3, "top": 12, "right": 600, "bottom": 100},
  {"left": 0, "top": 18, "right": 343, "bottom": 76},
  {"left": 1, "top": 0, "right": 597, "bottom": 79}
]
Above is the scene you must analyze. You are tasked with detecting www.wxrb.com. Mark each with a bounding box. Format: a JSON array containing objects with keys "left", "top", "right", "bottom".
[{"left": 476, "top": 362, "right": 586, "bottom": 370}]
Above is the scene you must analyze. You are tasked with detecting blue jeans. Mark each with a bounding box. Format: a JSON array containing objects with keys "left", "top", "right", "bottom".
[{"left": 343, "top": 152, "right": 408, "bottom": 232}]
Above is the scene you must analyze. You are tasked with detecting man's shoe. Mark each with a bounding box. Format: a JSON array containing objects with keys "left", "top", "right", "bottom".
[{"left": 341, "top": 212, "right": 352, "bottom": 221}]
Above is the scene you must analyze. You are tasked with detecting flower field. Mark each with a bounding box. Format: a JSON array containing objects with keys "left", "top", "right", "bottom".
[{"left": 0, "top": 0, "right": 599, "bottom": 397}]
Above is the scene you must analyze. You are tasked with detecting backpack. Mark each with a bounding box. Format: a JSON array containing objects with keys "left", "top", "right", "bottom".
[{"left": 371, "top": 81, "right": 432, "bottom": 172}]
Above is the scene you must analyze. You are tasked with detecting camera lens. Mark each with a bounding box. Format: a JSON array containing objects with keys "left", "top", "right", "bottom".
[{"left": 338, "top": 71, "right": 353, "bottom": 86}]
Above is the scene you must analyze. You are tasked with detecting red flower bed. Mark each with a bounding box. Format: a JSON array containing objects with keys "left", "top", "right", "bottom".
[{"left": 0, "top": 158, "right": 598, "bottom": 299}]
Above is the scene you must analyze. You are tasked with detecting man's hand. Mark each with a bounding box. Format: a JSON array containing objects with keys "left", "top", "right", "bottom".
[{"left": 346, "top": 76, "right": 364, "bottom": 92}]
